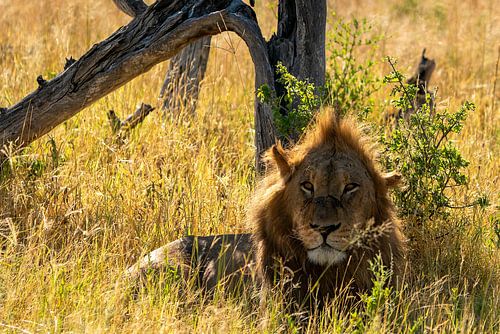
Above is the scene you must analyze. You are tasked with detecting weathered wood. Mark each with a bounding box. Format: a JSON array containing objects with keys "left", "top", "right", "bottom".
[
  {"left": 108, "top": 103, "right": 155, "bottom": 138},
  {"left": 0, "top": 0, "right": 276, "bottom": 170},
  {"left": 268, "top": 0, "right": 327, "bottom": 100},
  {"left": 112, "top": 0, "right": 147, "bottom": 17},
  {"left": 407, "top": 49, "right": 436, "bottom": 114},
  {"left": 160, "top": 36, "right": 211, "bottom": 115},
  {"left": 113, "top": 0, "right": 211, "bottom": 116},
  {"left": 262, "top": 0, "right": 327, "bottom": 143},
  {"left": 391, "top": 49, "right": 436, "bottom": 124}
]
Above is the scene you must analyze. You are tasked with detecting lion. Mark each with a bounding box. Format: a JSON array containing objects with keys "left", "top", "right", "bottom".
[
  {"left": 252, "top": 110, "right": 406, "bottom": 305},
  {"left": 127, "top": 109, "right": 406, "bottom": 307}
]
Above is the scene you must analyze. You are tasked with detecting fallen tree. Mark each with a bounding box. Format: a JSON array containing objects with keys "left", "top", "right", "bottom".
[{"left": 0, "top": 0, "right": 326, "bottom": 170}]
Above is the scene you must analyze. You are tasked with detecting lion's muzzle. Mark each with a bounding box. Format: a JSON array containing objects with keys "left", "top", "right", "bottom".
[{"left": 309, "top": 222, "right": 341, "bottom": 241}]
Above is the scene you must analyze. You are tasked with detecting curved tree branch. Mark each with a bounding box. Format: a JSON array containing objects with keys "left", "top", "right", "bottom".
[
  {"left": 113, "top": 0, "right": 212, "bottom": 116},
  {"left": 0, "top": 0, "right": 275, "bottom": 170}
]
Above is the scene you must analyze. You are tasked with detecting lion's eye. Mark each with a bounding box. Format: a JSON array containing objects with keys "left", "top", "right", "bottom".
[
  {"left": 343, "top": 183, "right": 359, "bottom": 194},
  {"left": 300, "top": 181, "right": 314, "bottom": 195}
]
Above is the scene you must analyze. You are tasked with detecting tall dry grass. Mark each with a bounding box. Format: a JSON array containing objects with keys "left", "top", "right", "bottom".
[{"left": 0, "top": 0, "right": 498, "bottom": 332}]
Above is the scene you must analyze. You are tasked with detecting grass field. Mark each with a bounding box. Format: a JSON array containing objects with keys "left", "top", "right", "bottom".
[{"left": 0, "top": 0, "right": 499, "bottom": 332}]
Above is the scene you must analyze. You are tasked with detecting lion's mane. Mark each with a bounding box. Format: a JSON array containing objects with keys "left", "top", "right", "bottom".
[{"left": 249, "top": 110, "right": 406, "bottom": 304}]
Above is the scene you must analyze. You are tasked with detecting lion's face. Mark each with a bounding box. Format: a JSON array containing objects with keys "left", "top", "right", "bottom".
[
  {"left": 284, "top": 149, "right": 377, "bottom": 266},
  {"left": 264, "top": 136, "right": 401, "bottom": 268}
]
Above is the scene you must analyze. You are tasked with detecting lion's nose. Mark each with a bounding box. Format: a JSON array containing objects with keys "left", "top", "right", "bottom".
[{"left": 309, "top": 223, "right": 341, "bottom": 240}]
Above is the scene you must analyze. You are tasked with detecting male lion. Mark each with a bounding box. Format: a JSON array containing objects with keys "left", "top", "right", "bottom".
[{"left": 127, "top": 110, "right": 406, "bottom": 306}]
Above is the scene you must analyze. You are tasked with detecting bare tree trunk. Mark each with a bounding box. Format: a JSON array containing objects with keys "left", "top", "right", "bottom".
[
  {"left": 159, "top": 36, "right": 211, "bottom": 115},
  {"left": 271, "top": 0, "right": 326, "bottom": 88},
  {"left": 406, "top": 49, "right": 436, "bottom": 116},
  {"left": 390, "top": 49, "right": 436, "bottom": 124},
  {"left": 268, "top": 0, "right": 327, "bottom": 124},
  {"left": 113, "top": 0, "right": 211, "bottom": 116},
  {"left": 0, "top": 0, "right": 276, "bottom": 170}
]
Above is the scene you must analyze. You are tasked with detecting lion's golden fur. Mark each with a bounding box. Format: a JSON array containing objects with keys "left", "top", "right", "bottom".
[{"left": 250, "top": 109, "right": 406, "bottom": 304}]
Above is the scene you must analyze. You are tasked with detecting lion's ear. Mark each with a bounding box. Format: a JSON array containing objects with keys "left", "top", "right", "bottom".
[
  {"left": 383, "top": 171, "right": 402, "bottom": 188},
  {"left": 269, "top": 144, "right": 293, "bottom": 180}
]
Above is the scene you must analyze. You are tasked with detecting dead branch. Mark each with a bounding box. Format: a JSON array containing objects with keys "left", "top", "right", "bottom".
[
  {"left": 113, "top": 0, "right": 211, "bottom": 116},
  {"left": 108, "top": 103, "right": 155, "bottom": 135}
]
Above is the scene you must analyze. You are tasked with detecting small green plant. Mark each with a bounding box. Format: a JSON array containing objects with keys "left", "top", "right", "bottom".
[
  {"left": 381, "top": 59, "right": 488, "bottom": 222},
  {"left": 324, "top": 15, "right": 383, "bottom": 119},
  {"left": 350, "top": 255, "right": 395, "bottom": 333},
  {"left": 257, "top": 62, "right": 319, "bottom": 140}
]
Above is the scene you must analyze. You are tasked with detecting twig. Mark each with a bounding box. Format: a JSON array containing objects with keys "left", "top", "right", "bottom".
[
  {"left": 64, "top": 57, "right": 77, "bottom": 70},
  {"left": 107, "top": 103, "right": 155, "bottom": 139},
  {"left": 444, "top": 203, "right": 477, "bottom": 209},
  {"left": 0, "top": 323, "right": 33, "bottom": 334},
  {"left": 36, "top": 75, "right": 47, "bottom": 88},
  {"left": 386, "top": 57, "right": 412, "bottom": 106}
]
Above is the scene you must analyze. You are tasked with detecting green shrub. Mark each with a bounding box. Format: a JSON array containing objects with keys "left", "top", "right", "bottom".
[
  {"left": 257, "top": 62, "right": 319, "bottom": 141},
  {"left": 381, "top": 61, "right": 488, "bottom": 223}
]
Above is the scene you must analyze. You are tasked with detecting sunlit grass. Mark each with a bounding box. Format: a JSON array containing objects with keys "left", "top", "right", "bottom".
[{"left": 0, "top": 0, "right": 498, "bottom": 332}]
